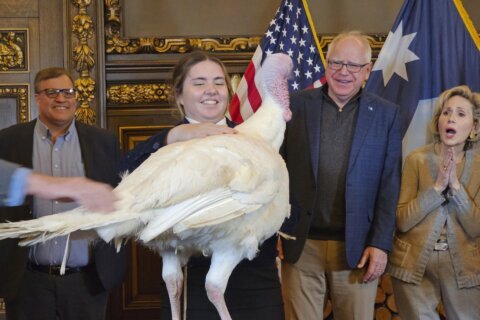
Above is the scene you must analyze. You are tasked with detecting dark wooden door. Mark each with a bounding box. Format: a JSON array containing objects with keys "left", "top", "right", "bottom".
[{"left": 107, "top": 243, "right": 164, "bottom": 320}]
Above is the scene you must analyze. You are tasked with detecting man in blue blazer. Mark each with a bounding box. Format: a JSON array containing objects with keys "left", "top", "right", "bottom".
[
  {"left": 279, "top": 32, "right": 402, "bottom": 320},
  {"left": 0, "top": 68, "right": 126, "bottom": 320}
]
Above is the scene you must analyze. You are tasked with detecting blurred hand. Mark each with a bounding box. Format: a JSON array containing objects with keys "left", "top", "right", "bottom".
[
  {"left": 27, "top": 174, "right": 118, "bottom": 212},
  {"left": 68, "top": 178, "right": 118, "bottom": 212},
  {"left": 167, "top": 123, "right": 237, "bottom": 144},
  {"left": 357, "top": 246, "right": 387, "bottom": 283}
]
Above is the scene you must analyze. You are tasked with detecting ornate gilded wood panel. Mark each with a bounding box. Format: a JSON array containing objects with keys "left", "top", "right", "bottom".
[
  {"left": 0, "top": 29, "right": 29, "bottom": 73},
  {"left": 0, "top": 84, "right": 30, "bottom": 129},
  {"left": 107, "top": 84, "right": 171, "bottom": 105},
  {"left": 70, "top": 0, "right": 97, "bottom": 125}
]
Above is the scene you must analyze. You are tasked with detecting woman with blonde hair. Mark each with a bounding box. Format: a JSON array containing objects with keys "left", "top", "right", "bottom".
[{"left": 389, "top": 85, "right": 480, "bottom": 319}]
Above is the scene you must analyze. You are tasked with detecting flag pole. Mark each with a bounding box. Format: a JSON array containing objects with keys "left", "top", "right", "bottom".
[
  {"left": 301, "top": 0, "right": 327, "bottom": 66},
  {"left": 452, "top": 0, "right": 480, "bottom": 50}
]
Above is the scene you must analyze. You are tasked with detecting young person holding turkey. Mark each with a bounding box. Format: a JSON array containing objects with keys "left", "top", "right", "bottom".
[{"left": 121, "top": 51, "right": 284, "bottom": 320}]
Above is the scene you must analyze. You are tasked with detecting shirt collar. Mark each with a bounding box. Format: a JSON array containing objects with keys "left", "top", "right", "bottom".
[
  {"left": 35, "top": 118, "right": 76, "bottom": 141},
  {"left": 321, "top": 84, "right": 363, "bottom": 106},
  {"left": 185, "top": 117, "right": 227, "bottom": 125}
]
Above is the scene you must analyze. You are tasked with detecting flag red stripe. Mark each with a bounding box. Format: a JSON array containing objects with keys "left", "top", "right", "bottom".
[
  {"left": 228, "top": 0, "right": 325, "bottom": 123},
  {"left": 243, "top": 62, "right": 262, "bottom": 112},
  {"left": 229, "top": 94, "right": 244, "bottom": 123}
]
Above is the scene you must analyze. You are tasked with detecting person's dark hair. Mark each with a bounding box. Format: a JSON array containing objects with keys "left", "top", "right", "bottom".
[
  {"left": 34, "top": 67, "right": 75, "bottom": 93},
  {"left": 171, "top": 51, "right": 232, "bottom": 117}
]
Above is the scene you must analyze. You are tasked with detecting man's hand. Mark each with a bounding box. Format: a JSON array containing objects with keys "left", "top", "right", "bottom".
[
  {"left": 357, "top": 246, "right": 387, "bottom": 283},
  {"left": 27, "top": 174, "right": 118, "bottom": 212},
  {"left": 67, "top": 178, "right": 118, "bottom": 212}
]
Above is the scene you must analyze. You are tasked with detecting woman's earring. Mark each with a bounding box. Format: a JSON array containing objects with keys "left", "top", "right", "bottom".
[{"left": 469, "top": 130, "right": 477, "bottom": 140}]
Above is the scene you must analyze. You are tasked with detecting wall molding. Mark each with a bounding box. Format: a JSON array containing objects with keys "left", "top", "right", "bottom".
[{"left": 0, "top": 83, "right": 30, "bottom": 123}]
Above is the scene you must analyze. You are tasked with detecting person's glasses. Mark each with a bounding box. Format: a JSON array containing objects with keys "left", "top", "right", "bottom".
[
  {"left": 327, "top": 60, "right": 369, "bottom": 73},
  {"left": 37, "top": 88, "right": 77, "bottom": 99}
]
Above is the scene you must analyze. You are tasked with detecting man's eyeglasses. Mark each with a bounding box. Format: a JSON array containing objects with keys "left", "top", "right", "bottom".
[
  {"left": 327, "top": 60, "right": 369, "bottom": 73},
  {"left": 36, "top": 88, "right": 77, "bottom": 99}
]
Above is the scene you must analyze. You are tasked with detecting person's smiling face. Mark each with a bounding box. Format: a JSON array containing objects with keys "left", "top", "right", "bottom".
[
  {"left": 326, "top": 36, "right": 372, "bottom": 107},
  {"left": 35, "top": 74, "right": 77, "bottom": 132},
  {"left": 177, "top": 60, "right": 229, "bottom": 123}
]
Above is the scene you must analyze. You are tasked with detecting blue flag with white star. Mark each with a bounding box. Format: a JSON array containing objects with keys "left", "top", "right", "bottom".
[{"left": 365, "top": 0, "right": 480, "bottom": 157}]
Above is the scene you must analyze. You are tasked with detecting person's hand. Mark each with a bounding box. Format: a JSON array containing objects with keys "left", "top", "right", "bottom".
[
  {"left": 434, "top": 147, "right": 454, "bottom": 193},
  {"left": 67, "top": 178, "right": 118, "bottom": 212},
  {"left": 27, "top": 175, "right": 118, "bottom": 212},
  {"left": 448, "top": 148, "right": 461, "bottom": 192},
  {"left": 357, "top": 246, "right": 387, "bottom": 283},
  {"left": 166, "top": 123, "right": 237, "bottom": 144}
]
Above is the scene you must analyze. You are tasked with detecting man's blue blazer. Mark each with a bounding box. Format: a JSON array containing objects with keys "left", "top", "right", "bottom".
[{"left": 281, "top": 88, "right": 402, "bottom": 268}]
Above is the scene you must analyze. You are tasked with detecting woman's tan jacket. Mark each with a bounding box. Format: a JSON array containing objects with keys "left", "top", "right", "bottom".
[{"left": 388, "top": 144, "right": 480, "bottom": 289}]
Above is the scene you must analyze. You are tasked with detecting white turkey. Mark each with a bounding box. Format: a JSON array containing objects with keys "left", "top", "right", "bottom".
[{"left": 0, "top": 53, "right": 293, "bottom": 320}]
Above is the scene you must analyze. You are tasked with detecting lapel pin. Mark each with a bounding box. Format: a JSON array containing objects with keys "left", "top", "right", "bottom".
[{"left": 368, "top": 106, "right": 373, "bottom": 111}]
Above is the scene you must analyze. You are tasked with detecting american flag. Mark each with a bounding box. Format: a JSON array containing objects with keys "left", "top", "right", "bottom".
[{"left": 228, "top": 0, "right": 326, "bottom": 123}]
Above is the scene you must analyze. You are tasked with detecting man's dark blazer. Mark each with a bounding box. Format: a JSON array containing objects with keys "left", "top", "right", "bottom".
[
  {"left": 0, "top": 119, "right": 127, "bottom": 299},
  {"left": 281, "top": 88, "right": 402, "bottom": 268}
]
